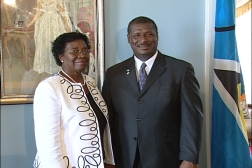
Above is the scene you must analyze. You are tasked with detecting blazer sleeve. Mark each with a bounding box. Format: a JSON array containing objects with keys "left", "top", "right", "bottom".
[
  {"left": 179, "top": 63, "right": 204, "bottom": 164},
  {"left": 33, "top": 81, "right": 66, "bottom": 168}
]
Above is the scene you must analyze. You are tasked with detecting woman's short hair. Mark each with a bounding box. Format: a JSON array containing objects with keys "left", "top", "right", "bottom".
[{"left": 51, "top": 32, "right": 91, "bottom": 66}]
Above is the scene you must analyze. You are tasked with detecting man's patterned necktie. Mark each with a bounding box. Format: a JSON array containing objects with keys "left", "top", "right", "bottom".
[{"left": 139, "top": 63, "right": 147, "bottom": 91}]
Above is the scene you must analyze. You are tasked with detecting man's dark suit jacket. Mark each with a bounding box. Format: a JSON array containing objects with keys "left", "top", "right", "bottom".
[{"left": 102, "top": 51, "right": 203, "bottom": 168}]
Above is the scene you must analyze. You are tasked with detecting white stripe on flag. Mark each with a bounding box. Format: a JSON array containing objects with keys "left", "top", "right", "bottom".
[
  {"left": 213, "top": 72, "right": 248, "bottom": 144},
  {"left": 214, "top": 59, "right": 241, "bottom": 73}
]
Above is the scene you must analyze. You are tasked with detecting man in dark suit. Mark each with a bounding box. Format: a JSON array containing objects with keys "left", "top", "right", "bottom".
[{"left": 102, "top": 16, "right": 203, "bottom": 168}]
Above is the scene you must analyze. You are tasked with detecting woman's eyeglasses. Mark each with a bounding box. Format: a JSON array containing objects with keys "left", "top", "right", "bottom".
[{"left": 67, "top": 49, "right": 90, "bottom": 55}]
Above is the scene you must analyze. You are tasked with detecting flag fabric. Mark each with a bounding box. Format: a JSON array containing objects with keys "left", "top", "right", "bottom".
[{"left": 211, "top": 0, "right": 252, "bottom": 167}]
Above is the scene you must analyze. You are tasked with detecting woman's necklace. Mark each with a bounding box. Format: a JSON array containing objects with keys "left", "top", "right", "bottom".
[{"left": 61, "top": 70, "right": 85, "bottom": 86}]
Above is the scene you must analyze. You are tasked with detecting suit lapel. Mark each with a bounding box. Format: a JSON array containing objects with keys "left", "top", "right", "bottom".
[
  {"left": 124, "top": 57, "right": 140, "bottom": 94},
  {"left": 140, "top": 52, "right": 166, "bottom": 95}
]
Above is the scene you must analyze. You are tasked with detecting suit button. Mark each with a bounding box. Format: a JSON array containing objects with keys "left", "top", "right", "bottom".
[
  {"left": 138, "top": 100, "right": 143, "bottom": 103},
  {"left": 133, "top": 137, "right": 137, "bottom": 141},
  {"left": 136, "top": 118, "right": 141, "bottom": 121}
]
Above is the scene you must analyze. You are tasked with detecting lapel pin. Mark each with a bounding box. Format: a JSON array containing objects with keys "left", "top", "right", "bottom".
[{"left": 126, "top": 69, "right": 130, "bottom": 75}]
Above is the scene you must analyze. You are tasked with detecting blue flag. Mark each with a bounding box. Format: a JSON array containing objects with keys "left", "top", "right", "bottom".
[{"left": 211, "top": 0, "right": 252, "bottom": 167}]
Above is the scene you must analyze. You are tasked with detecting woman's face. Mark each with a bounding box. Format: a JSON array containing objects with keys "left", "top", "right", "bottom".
[{"left": 59, "top": 39, "right": 90, "bottom": 74}]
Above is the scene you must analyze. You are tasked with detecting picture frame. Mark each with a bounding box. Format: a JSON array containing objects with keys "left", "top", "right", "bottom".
[{"left": 0, "top": 0, "right": 105, "bottom": 104}]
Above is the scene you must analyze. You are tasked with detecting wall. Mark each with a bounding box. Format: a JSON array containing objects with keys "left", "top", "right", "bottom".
[
  {"left": 1, "top": 0, "right": 210, "bottom": 167},
  {"left": 236, "top": 9, "right": 251, "bottom": 104},
  {"left": 1, "top": 104, "right": 36, "bottom": 167}
]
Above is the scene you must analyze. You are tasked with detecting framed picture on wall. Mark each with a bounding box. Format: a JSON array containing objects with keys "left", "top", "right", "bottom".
[{"left": 0, "top": 0, "right": 105, "bottom": 104}]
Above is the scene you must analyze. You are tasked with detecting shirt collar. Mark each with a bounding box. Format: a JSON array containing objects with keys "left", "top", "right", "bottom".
[{"left": 134, "top": 51, "right": 158, "bottom": 75}]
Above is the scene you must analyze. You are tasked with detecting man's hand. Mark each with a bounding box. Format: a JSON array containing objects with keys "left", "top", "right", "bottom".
[
  {"left": 104, "top": 163, "right": 115, "bottom": 168},
  {"left": 180, "top": 160, "right": 198, "bottom": 168}
]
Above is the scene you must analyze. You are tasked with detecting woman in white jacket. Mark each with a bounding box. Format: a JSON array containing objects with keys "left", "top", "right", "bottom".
[{"left": 33, "top": 32, "right": 114, "bottom": 168}]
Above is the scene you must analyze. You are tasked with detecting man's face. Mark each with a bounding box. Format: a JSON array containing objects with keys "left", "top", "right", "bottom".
[{"left": 127, "top": 23, "right": 158, "bottom": 61}]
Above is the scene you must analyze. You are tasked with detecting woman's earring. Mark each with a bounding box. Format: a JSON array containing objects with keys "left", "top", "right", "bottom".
[{"left": 61, "top": 60, "right": 64, "bottom": 63}]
